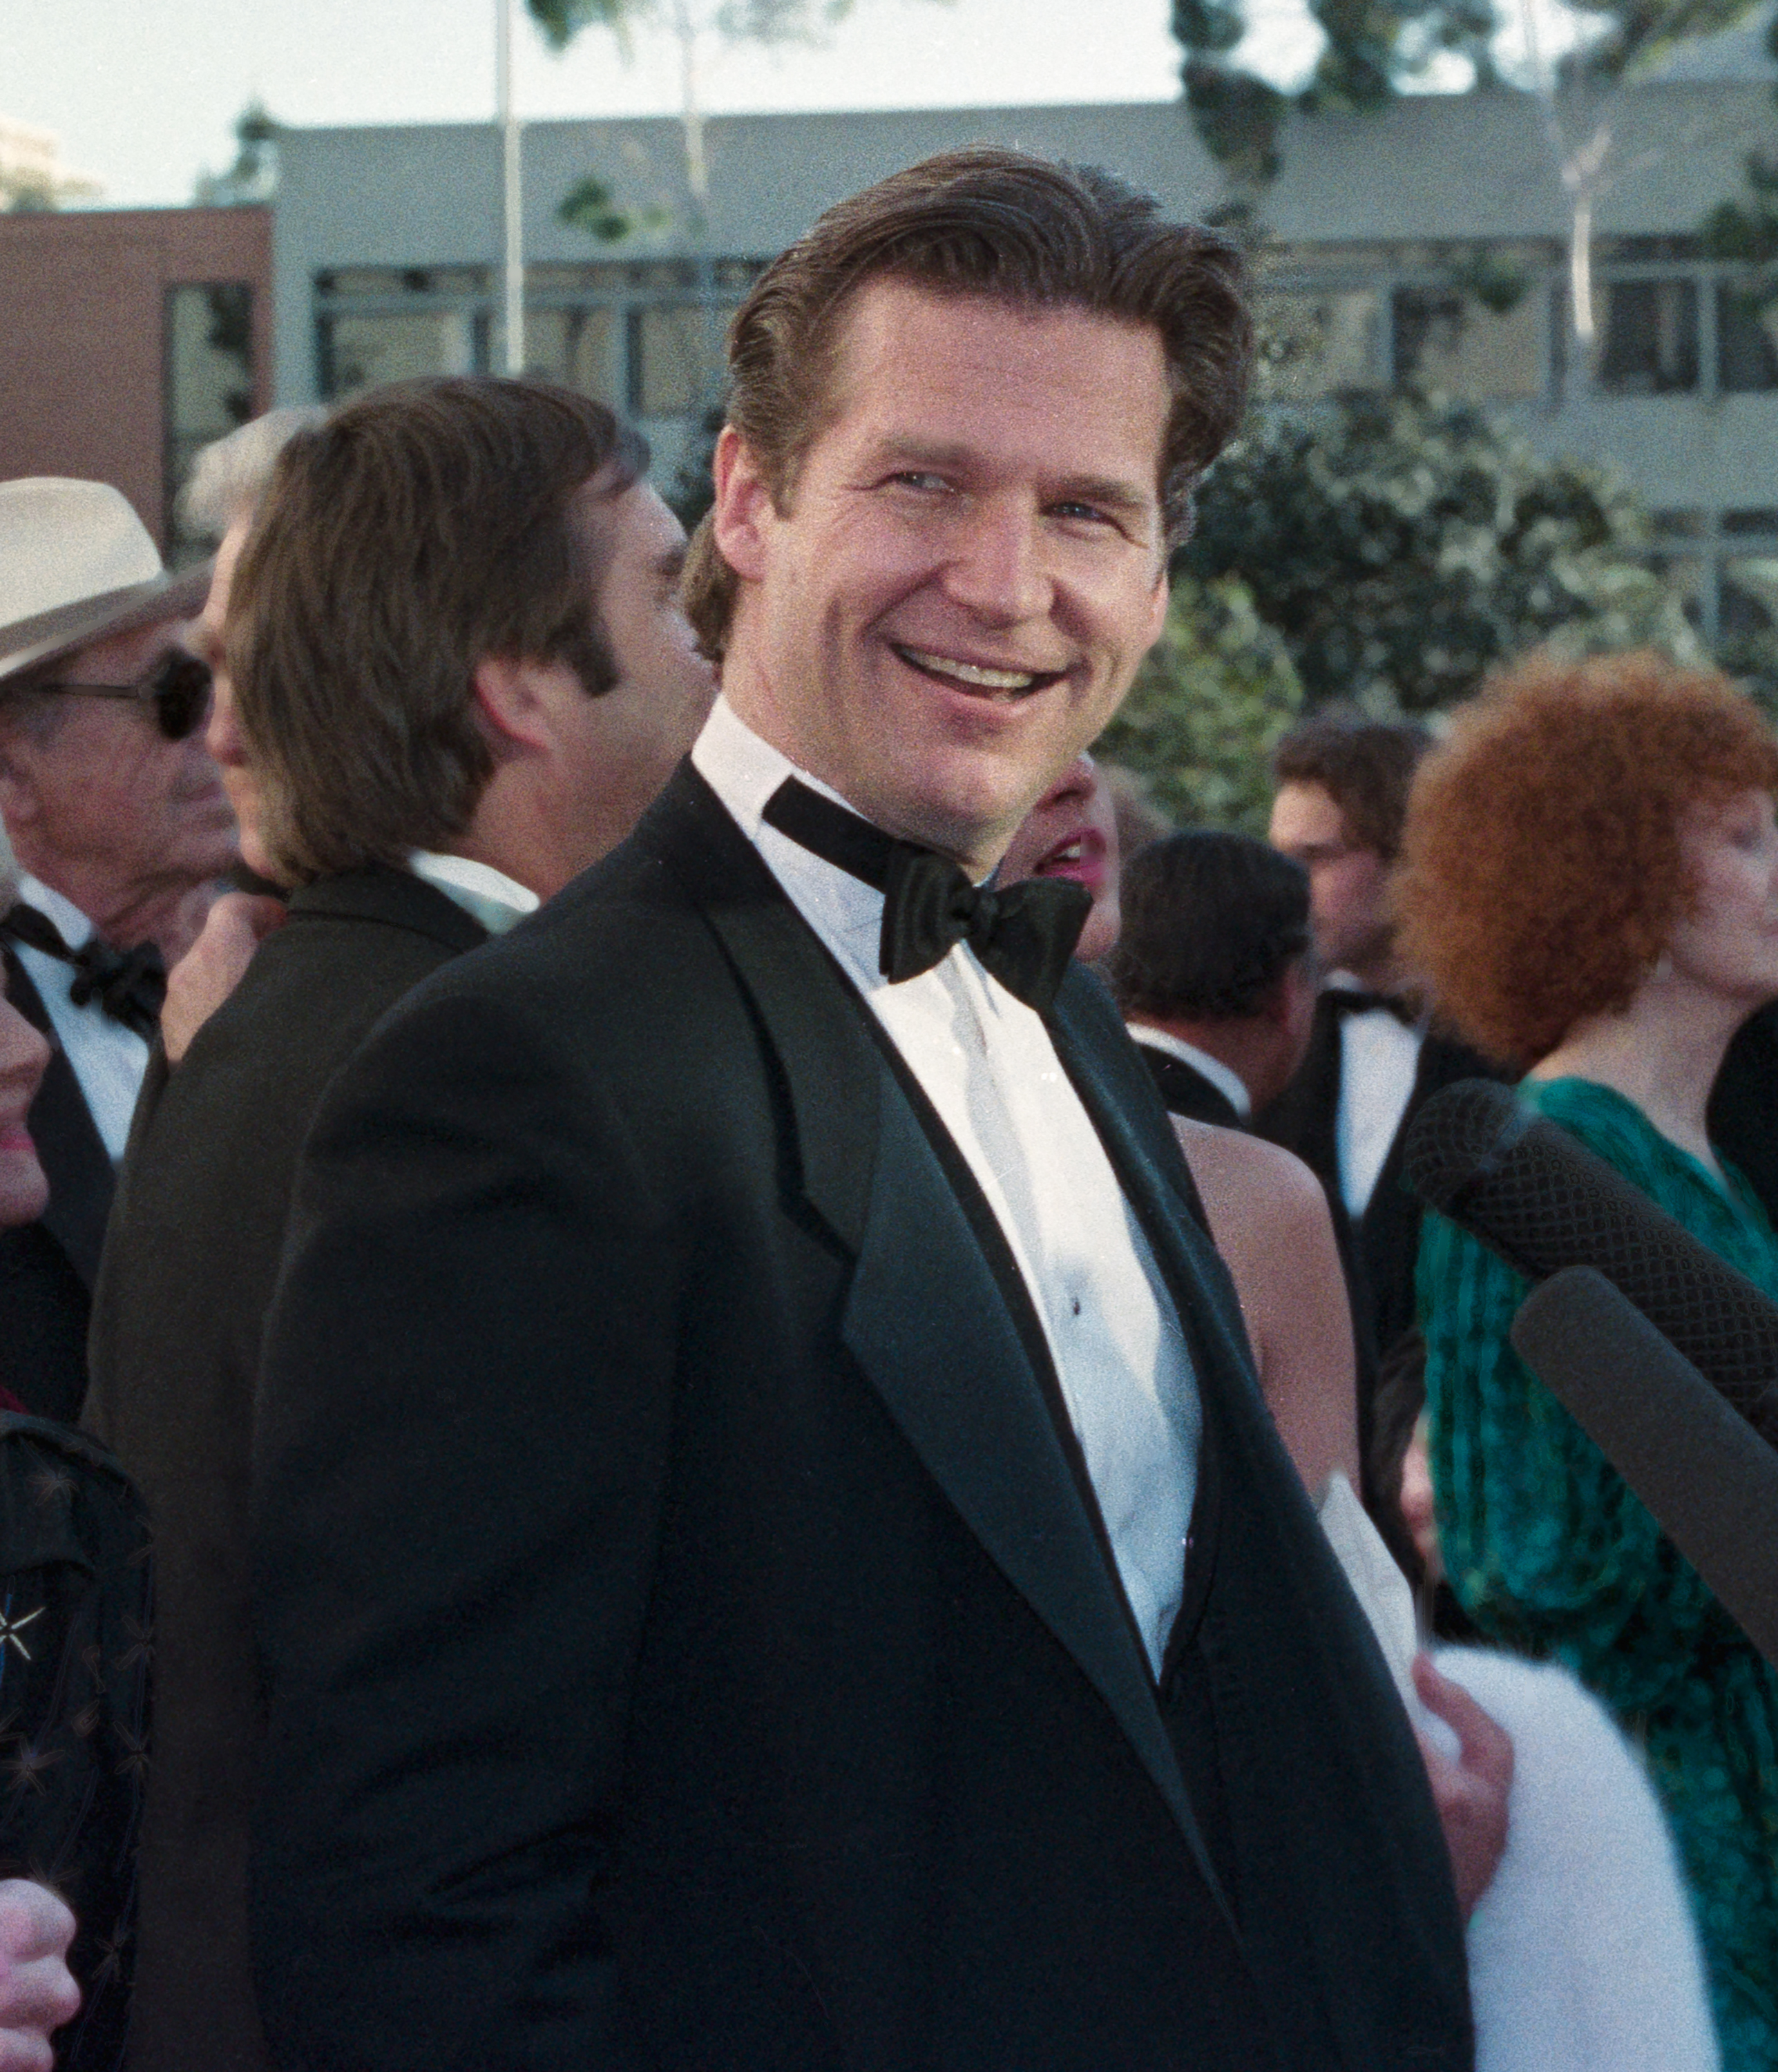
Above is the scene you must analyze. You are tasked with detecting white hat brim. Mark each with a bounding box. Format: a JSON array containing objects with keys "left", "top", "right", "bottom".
[{"left": 0, "top": 563, "right": 214, "bottom": 686}]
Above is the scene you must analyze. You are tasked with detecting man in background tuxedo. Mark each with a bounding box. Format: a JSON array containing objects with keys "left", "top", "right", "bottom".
[
  {"left": 251, "top": 153, "right": 1496, "bottom": 2071},
  {"left": 85, "top": 378, "right": 715, "bottom": 2072},
  {"left": 1108, "top": 829, "right": 1319, "bottom": 1127},
  {"left": 0, "top": 479, "right": 231, "bottom": 1419},
  {"left": 1257, "top": 711, "right": 1498, "bottom": 1370}
]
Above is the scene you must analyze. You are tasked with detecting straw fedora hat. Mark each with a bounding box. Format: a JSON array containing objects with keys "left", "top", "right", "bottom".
[{"left": 0, "top": 479, "right": 213, "bottom": 688}]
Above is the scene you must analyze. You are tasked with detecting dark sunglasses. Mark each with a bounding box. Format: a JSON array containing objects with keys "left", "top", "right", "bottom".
[{"left": 40, "top": 651, "right": 213, "bottom": 742}]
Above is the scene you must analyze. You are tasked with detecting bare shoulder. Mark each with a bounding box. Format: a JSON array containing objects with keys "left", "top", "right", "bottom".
[{"left": 1174, "top": 1120, "right": 1329, "bottom": 1232}]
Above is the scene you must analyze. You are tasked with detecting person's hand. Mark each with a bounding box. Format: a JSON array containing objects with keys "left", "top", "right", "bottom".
[
  {"left": 1413, "top": 1654, "right": 1513, "bottom": 1921},
  {"left": 162, "top": 892, "right": 286, "bottom": 1065},
  {"left": 0, "top": 1880, "right": 79, "bottom": 2070}
]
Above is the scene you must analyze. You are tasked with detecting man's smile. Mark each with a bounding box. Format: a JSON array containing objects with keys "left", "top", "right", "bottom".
[{"left": 889, "top": 641, "right": 1069, "bottom": 700}]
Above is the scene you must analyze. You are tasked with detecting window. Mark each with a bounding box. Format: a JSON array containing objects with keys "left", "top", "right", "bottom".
[
  {"left": 317, "top": 309, "right": 486, "bottom": 402},
  {"left": 312, "top": 259, "right": 767, "bottom": 432},
  {"left": 1719, "top": 286, "right": 1778, "bottom": 394},
  {"left": 164, "top": 282, "right": 255, "bottom": 562},
  {"left": 627, "top": 303, "right": 736, "bottom": 419},
  {"left": 523, "top": 306, "right": 622, "bottom": 403},
  {"left": 1390, "top": 286, "right": 1545, "bottom": 399},
  {"left": 1596, "top": 279, "right": 1698, "bottom": 394}
]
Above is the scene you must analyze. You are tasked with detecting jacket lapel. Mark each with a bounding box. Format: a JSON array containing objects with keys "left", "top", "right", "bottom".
[
  {"left": 3, "top": 948, "right": 113, "bottom": 1289},
  {"left": 642, "top": 769, "right": 1229, "bottom": 1899}
]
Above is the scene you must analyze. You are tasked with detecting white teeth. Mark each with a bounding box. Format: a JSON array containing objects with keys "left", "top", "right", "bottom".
[
  {"left": 1053, "top": 841, "right": 1082, "bottom": 863},
  {"left": 898, "top": 645, "right": 1038, "bottom": 691}
]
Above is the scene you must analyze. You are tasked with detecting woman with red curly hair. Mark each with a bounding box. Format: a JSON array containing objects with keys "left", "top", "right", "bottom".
[{"left": 1398, "top": 649, "right": 1778, "bottom": 2071}]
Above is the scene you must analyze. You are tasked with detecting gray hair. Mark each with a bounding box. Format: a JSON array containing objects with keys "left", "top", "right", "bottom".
[
  {"left": 0, "top": 814, "right": 18, "bottom": 917},
  {"left": 178, "top": 405, "right": 329, "bottom": 541}
]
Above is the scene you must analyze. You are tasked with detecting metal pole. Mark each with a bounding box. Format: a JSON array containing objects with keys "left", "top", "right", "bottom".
[{"left": 497, "top": 0, "right": 524, "bottom": 374}]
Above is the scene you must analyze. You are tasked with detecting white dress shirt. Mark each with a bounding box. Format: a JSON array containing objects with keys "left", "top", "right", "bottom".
[
  {"left": 1329, "top": 974, "right": 1424, "bottom": 1220},
  {"left": 1125, "top": 1024, "right": 1252, "bottom": 1122},
  {"left": 10, "top": 875, "right": 150, "bottom": 1163},
  {"left": 408, "top": 851, "right": 539, "bottom": 936},
  {"left": 694, "top": 698, "right": 1200, "bottom": 1676}
]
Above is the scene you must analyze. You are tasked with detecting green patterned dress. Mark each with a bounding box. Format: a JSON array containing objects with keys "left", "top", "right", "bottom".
[{"left": 1419, "top": 1077, "right": 1778, "bottom": 2071}]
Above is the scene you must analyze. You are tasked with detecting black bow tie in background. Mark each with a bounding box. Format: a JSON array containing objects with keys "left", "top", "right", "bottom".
[
  {"left": 762, "top": 778, "right": 1091, "bottom": 1013},
  {"left": 1, "top": 904, "right": 166, "bottom": 1043}
]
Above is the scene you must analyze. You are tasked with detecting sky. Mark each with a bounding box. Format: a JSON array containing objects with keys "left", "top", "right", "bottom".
[
  {"left": 3, "top": 0, "right": 1623, "bottom": 210},
  {"left": 3, "top": 0, "right": 1202, "bottom": 207}
]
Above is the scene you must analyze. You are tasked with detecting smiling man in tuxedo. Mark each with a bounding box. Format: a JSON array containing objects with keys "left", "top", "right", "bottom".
[{"left": 251, "top": 149, "right": 1486, "bottom": 2071}]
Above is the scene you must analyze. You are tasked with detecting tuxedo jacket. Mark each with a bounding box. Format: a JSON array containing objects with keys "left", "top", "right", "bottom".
[
  {"left": 0, "top": 948, "right": 115, "bottom": 1421},
  {"left": 1253, "top": 990, "right": 1502, "bottom": 1363},
  {"left": 250, "top": 767, "right": 1472, "bottom": 2072},
  {"left": 84, "top": 867, "right": 488, "bottom": 2072},
  {"left": 1132, "top": 1039, "right": 1243, "bottom": 1129}
]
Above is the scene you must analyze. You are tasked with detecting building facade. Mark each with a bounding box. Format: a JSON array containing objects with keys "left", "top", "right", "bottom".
[
  {"left": 273, "top": 86, "right": 1778, "bottom": 637},
  {"left": 0, "top": 204, "right": 271, "bottom": 559}
]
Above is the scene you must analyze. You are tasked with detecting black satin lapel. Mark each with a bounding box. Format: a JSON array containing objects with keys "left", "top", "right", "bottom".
[
  {"left": 839, "top": 1088, "right": 1221, "bottom": 1874},
  {"left": 644, "top": 762, "right": 877, "bottom": 1254},
  {"left": 3, "top": 952, "right": 113, "bottom": 1289}
]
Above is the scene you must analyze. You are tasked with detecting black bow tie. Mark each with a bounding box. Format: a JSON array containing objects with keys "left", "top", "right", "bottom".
[
  {"left": 1328, "top": 985, "right": 1420, "bottom": 1028},
  {"left": 762, "top": 778, "right": 1092, "bottom": 1013},
  {"left": 1, "top": 904, "right": 166, "bottom": 1042}
]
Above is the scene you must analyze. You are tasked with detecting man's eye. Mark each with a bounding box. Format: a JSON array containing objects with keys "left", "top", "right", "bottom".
[{"left": 890, "top": 471, "right": 950, "bottom": 493}]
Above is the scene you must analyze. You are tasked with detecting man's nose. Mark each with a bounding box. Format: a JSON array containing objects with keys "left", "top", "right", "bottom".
[
  {"left": 204, "top": 683, "right": 242, "bottom": 766},
  {"left": 941, "top": 502, "right": 1052, "bottom": 624}
]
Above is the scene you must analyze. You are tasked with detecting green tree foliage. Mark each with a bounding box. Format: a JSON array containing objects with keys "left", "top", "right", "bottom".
[
  {"left": 1179, "top": 384, "right": 1700, "bottom": 713},
  {"left": 528, "top": 0, "right": 854, "bottom": 54},
  {"left": 1173, "top": 0, "right": 1766, "bottom": 218},
  {"left": 1096, "top": 574, "right": 1305, "bottom": 832}
]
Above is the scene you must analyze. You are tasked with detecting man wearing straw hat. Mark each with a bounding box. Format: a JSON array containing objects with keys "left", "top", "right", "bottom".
[{"left": 0, "top": 480, "right": 234, "bottom": 1419}]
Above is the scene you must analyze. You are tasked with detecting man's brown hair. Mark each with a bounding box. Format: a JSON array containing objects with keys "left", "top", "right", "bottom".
[
  {"left": 682, "top": 146, "right": 1253, "bottom": 659},
  {"left": 226, "top": 376, "right": 648, "bottom": 883},
  {"left": 1270, "top": 709, "right": 1433, "bottom": 862}
]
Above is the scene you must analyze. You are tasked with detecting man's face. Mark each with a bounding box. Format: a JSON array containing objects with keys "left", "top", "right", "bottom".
[
  {"left": 0, "top": 615, "right": 237, "bottom": 938},
  {"left": 1268, "top": 780, "right": 1393, "bottom": 978},
  {"left": 197, "top": 515, "right": 279, "bottom": 882},
  {"left": 713, "top": 280, "right": 1172, "bottom": 874},
  {"left": 549, "top": 481, "right": 716, "bottom": 872}
]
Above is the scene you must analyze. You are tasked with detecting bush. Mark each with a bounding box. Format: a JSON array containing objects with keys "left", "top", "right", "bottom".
[
  {"left": 1097, "top": 571, "right": 1304, "bottom": 833},
  {"left": 1180, "top": 385, "right": 1701, "bottom": 714}
]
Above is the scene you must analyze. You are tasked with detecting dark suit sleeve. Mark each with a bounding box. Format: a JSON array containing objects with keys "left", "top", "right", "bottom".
[{"left": 251, "top": 981, "right": 681, "bottom": 2072}]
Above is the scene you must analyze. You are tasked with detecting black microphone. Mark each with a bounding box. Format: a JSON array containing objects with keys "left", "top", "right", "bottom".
[
  {"left": 1402, "top": 1077, "right": 1778, "bottom": 1450},
  {"left": 1511, "top": 1267, "right": 1778, "bottom": 1669}
]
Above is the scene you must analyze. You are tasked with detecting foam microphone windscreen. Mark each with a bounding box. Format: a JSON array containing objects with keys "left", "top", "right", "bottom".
[
  {"left": 1403, "top": 1077, "right": 1778, "bottom": 1450},
  {"left": 1511, "top": 1267, "right": 1778, "bottom": 1669}
]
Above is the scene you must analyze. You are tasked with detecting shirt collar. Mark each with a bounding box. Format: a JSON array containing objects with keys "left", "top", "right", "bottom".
[
  {"left": 17, "top": 875, "right": 96, "bottom": 951},
  {"left": 1125, "top": 1023, "right": 1252, "bottom": 1120},
  {"left": 407, "top": 851, "right": 539, "bottom": 937},
  {"left": 691, "top": 695, "right": 888, "bottom": 955}
]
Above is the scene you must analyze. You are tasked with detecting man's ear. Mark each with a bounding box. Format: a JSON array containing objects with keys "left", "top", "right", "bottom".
[
  {"left": 1143, "top": 568, "right": 1170, "bottom": 648},
  {"left": 711, "top": 426, "right": 773, "bottom": 584},
  {"left": 470, "top": 655, "right": 555, "bottom": 759}
]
